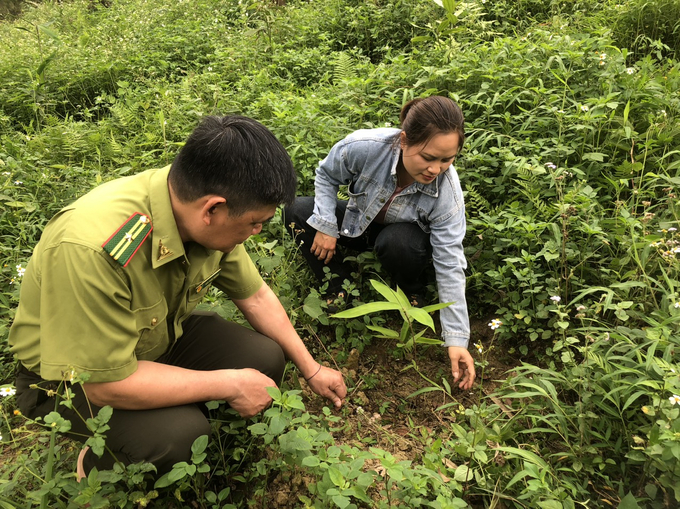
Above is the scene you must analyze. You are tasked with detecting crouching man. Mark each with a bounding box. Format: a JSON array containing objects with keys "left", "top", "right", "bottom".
[{"left": 9, "top": 115, "right": 347, "bottom": 477}]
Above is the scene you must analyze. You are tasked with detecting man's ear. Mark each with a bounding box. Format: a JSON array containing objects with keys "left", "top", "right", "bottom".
[{"left": 201, "top": 196, "right": 227, "bottom": 225}]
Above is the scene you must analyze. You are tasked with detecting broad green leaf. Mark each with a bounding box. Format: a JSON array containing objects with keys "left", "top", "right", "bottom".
[
  {"left": 331, "top": 301, "right": 401, "bottom": 318},
  {"left": 191, "top": 435, "right": 208, "bottom": 455},
  {"left": 421, "top": 301, "right": 454, "bottom": 313},
  {"left": 366, "top": 325, "right": 399, "bottom": 338},
  {"left": 370, "top": 279, "right": 399, "bottom": 303},
  {"left": 407, "top": 307, "right": 435, "bottom": 330},
  {"left": 617, "top": 492, "right": 641, "bottom": 509},
  {"left": 453, "top": 464, "right": 471, "bottom": 482},
  {"left": 328, "top": 466, "right": 345, "bottom": 487}
]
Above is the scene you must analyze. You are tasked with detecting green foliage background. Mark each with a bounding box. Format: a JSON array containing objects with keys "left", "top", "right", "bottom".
[{"left": 0, "top": 0, "right": 679, "bottom": 507}]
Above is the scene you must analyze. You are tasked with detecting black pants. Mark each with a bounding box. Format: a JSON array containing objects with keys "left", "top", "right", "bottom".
[
  {"left": 15, "top": 312, "right": 285, "bottom": 477},
  {"left": 283, "top": 196, "right": 432, "bottom": 296}
]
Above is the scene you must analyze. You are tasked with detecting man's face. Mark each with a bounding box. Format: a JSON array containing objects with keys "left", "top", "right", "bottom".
[{"left": 197, "top": 203, "right": 277, "bottom": 253}]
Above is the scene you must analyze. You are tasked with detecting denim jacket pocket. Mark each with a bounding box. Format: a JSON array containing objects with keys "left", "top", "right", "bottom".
[{"left": 347, "top": 180, "right": 368, "bottom": 211}]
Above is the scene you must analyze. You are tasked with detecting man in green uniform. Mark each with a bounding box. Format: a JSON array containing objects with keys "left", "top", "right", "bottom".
[{"left": 9, "top": 115, "right": 347, "bottom": 478}]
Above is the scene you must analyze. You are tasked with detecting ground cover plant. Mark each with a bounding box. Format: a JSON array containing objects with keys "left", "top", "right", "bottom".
[{"left": 0, "top": 0, "right": 679, "bottom": 507}]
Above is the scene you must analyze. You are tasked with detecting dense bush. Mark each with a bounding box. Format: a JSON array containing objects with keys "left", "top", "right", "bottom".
[{"left": 0, "top": 0, "right": 678, "bottom": 507}]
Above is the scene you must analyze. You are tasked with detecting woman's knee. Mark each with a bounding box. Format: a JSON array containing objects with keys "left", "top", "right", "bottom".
[{"left": 374, "top": 223, "right": 430, "bottom": 265}]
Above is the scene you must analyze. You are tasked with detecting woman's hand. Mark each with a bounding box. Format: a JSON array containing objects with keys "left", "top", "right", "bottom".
[
  {"left": 311, "top": 231, "right": 338, "bottom": 264},
  {"left": 448, "top": 346, "right": 476, "bottom": 390}
]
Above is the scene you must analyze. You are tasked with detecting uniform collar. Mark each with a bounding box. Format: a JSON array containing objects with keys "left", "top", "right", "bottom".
[{"left": 149, "top": 165, "right": 187, "bottom": 268}]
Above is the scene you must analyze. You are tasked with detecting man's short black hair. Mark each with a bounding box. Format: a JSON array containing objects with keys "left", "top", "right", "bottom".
[{"left": 169, "top": 115, "right": 297, "bottom": 216}]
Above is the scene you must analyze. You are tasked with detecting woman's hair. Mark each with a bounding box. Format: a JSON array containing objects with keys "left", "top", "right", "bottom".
[{"left": 399, "top": 96, "right": 465, "bottom": 149}]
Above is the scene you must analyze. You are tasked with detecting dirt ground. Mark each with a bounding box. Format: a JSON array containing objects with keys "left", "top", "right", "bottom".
[{"left": 263, "top": 317, "right": 522, "bottom": 507}]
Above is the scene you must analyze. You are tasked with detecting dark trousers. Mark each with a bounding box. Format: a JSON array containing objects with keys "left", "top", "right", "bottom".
[
  {"left": 15, "top": 312, "right": 286, "bottom": 477},
  {"left": 283, "top": 196, "right": 432, "bottom": 296}
]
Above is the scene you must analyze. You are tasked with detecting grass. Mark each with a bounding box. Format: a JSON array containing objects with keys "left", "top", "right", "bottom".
[{"left": 0, "top": 0, "right": 679, "bottom": 507}]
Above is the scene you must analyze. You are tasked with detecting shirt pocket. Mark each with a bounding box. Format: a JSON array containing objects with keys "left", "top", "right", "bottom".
[
  {"left": 188, "top": 268, "right": 221, "bottom": 303},
  {"left": 347, "top": 179, "right": 368, "bottom": 211},
  {"left": 133, "top": 298, "right": 169, "bottom": 358}
]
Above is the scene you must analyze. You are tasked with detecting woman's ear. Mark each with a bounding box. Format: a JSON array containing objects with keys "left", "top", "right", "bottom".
[{"left": 399, "top": 131, "right": 407, "bottom": 150}]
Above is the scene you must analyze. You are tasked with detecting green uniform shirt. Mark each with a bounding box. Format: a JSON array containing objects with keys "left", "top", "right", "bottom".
[{"left": 8, "top": 166, "right": 264, "bottom": 382}]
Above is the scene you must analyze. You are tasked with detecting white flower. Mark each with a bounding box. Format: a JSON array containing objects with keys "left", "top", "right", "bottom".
[
  {"left": 675, "top": 302, "right": 680, "bottom": 308},
  {"left": 0, "top": 386, "right": 16, "bottom": 397},
  {"left": 488, "top": 319, "right": 502, "bottom": 330},
  {"left": 545, "top": 162, "right": 557, "bottom": 170},
  {"left": 557, "top": 109, "right": 565, "bottom": 114},
  {"left": 576, "top": 305, "right": 586, "bottom": 311},
  {"left": 626, "top": 67, "right": 635, "bottom": 75},
  {"left": 581, "top": 105, "right": 589, "bottom": 112},
  {"left": 600, "top": 53, "right": 606, "bottom": 60},
  {"left": 669, "top": 227, "right": 677, "bottom": 232},
  {"left": 474, "top": 342, "right": 483, "bottom": 353},
  {"left": 16, "top": 264, "right": 25, "bottom": 278},
  {"left": 384, "top": 122, "right": 392, "bottom": 127},
  {"left": 669, "top": 394, "right": 680, "bottom": 405},
  {"left": 550, "top": 296, "right": 561, "bottom": 303},
  {"left": 14, "top": 181, "right": 23, "bottom": 185},
  {"left": 207, "top": 66, "right": 213, "bottom": 71}
]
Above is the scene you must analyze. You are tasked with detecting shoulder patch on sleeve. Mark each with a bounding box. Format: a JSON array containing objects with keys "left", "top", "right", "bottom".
[{"left": 102, "top": 213, "right": 153, "bottom": 267}]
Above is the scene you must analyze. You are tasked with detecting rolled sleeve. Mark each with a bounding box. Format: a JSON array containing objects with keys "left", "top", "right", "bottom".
[
  {"left": 214, "top": 244, "right": 265, "bottom": 300},
  {"left": 307, "top": 139, "right": 358, "bottom": 238},
  {"left": 38, "top": 243, "right": 139, "bottom": 382}
]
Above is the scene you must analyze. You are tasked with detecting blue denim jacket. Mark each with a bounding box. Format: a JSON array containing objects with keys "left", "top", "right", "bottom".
[{"left": 307, "top": 128, "right": 470, "bottom": 348}]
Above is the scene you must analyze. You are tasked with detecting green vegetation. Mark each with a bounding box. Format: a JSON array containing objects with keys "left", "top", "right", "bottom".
[{"left": 1, "top": 0, "right": 679, "bottom": 507}]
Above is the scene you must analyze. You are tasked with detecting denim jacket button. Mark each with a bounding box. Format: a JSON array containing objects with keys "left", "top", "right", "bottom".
[{"left": 343, "top": 229, "right": 349, "bottom": 234}]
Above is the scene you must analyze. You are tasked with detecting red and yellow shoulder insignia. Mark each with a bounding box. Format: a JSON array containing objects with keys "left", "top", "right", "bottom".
[{"left": 102, "top": 213, "right": 153, "bottom": 267}]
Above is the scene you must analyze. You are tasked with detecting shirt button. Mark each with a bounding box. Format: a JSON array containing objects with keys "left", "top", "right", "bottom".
[
  {"left": 151, "top": 318, "right": 158, "bottom": 326},
  {"left": 343, "top": 229, "right": 349, "bottom": 234}
]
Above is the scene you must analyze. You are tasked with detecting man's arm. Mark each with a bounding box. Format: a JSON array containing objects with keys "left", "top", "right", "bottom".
[
  {"left": 232, "top": 283, "right": 347, "bottom": 408},
  {"left": 84, "top": 361, "right": 276, "bottom": 418}
]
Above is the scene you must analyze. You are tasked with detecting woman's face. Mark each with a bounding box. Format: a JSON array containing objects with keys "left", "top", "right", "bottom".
[{"left": 400, "top": 131, "right": 460, "bottom": 185}]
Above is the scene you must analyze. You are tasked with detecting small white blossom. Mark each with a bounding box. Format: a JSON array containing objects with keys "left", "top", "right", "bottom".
[
  {"left": 16, "top": 264, "right": 25, "bottom": 278},
  {"left": 581, "top": 105, "right": 589, "bottom": 112},
  {"left": 474, "top": 342, "right": 483, "bottom": 353},
  {"left": 675, "top": 302, "right": 680, "bottom": 309},
  {"left": 576, "top": 305, "right": 586, "bottom": 311},
  {"left": 669, "top": 394, "right": 680, "bottom": 405},
  {"left": 550, "top": 295, "right": 561, "bottom": 303},
  {"left": 207, "top": 66, "right": 213, "bottom": 71},
  {"left": 14, "top": 181, "right": 22, "bottom": 185},
  {"left": 384, "top": 122, "right": 392, "bottom": 127},
  {"left": 668, "top": 227, "right": 677, "bottom": 232},
  {"left": 626, "top": 67, "right": 635, "bottom": 75},
  {"left": 0, "top": 386, "right": 16, "bottom": 397},
  {"left": 488, "top": 318, "right": 502, "bottom": 330},
  {"left": 545, "top": 162, "right": 557, "bottom": 170},
  {"left": 557, "top": 109, "right": 565, "bottom": 114}
]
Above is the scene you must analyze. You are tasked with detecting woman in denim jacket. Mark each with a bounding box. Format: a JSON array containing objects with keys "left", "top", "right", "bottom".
[{"left": 285, "top": 96, "right": 475, "bottom": 389}]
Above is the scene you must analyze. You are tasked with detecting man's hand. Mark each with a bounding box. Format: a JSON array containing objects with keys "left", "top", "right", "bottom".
[
  {"left": 305, "top": 365, "right": 347, "bottom": 409},
  {"left": 224, "top": 368, "right": 278, "bottom": 419},
  {"left": 448, "top": 346, "right": 476, "bottom": 390},
  {"left": 311, "top": 231, "right": 337, "bottom": 264}
]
